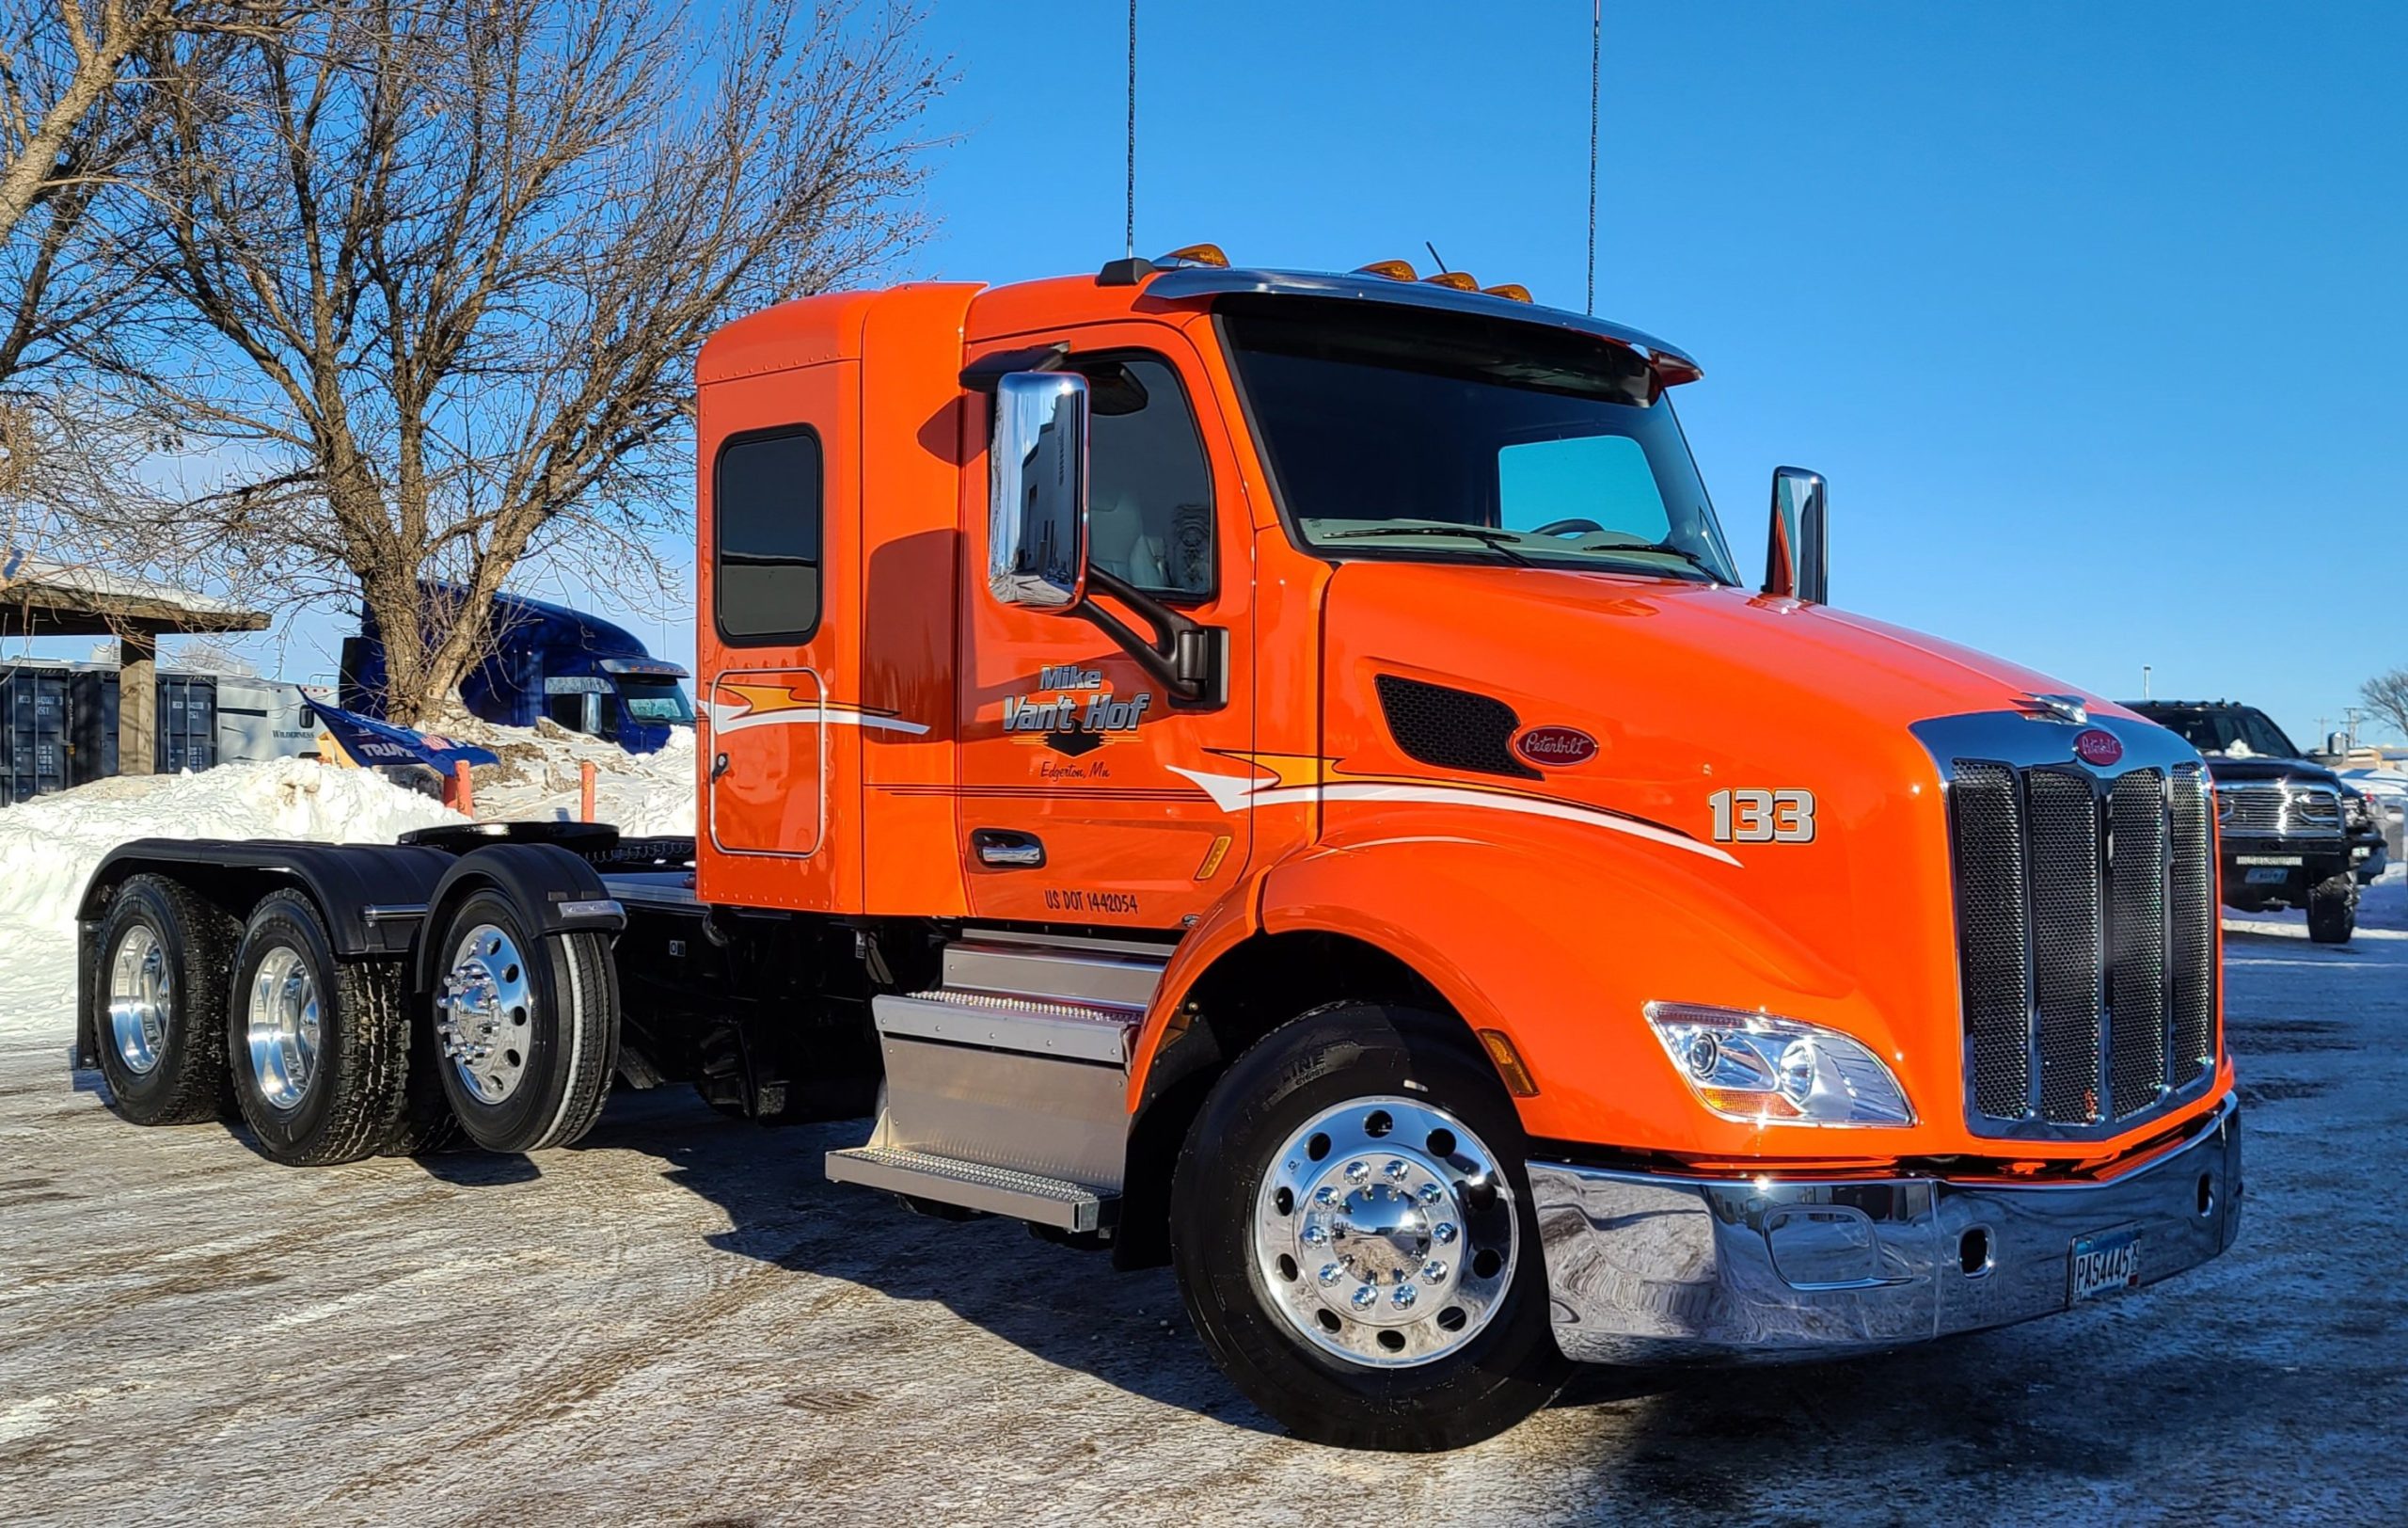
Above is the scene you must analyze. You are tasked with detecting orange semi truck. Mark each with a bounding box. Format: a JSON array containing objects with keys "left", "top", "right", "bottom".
[{"left": 74, "top": 249, "right": 2241, "bottom": 1451}]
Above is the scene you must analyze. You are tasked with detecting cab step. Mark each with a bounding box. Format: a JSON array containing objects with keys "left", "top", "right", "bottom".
[{"left": 824, "top": 1145, "right": 1116, "bottom": 1233}]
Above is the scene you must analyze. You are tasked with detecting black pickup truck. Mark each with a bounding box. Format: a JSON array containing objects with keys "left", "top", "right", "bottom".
[{"left": 2124, "top": 699, "right": 2361, "bottom": 944}]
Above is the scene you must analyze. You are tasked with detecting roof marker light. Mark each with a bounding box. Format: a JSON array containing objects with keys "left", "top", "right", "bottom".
[
  {"left": 1421, "top": 271, "right": 1479, "bottom": 292},
  {"left": 1354, "top": 259, "right": 1417, "bottom": 281},
  {"left": 1481, "top": 282, "right": 1533, "bottom": 303},
  {"left": 1159, "top": 243, "right": 1228, "bottom": 268}
]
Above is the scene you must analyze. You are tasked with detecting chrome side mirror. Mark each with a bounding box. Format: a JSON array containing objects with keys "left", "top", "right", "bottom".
[
  {"left": 989, "top": 371, "right": 1090, "bottom": 610},
  {"left": 1764, "top": 466, "right": 1828, "bottom": 604}
]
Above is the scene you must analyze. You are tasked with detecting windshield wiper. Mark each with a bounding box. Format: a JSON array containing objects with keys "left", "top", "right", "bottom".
[
  {"left": 1320, "top": 524, "right": 1536, "bottom": 565},
  {"left": 1630, "top": 542, "right": 1726, "bottom": 583}
]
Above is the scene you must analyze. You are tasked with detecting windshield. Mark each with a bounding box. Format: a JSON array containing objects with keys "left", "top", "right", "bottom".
[
  {"left": 616, "top": 675, "right": 694, "bottom": 724},
  {"left": 1221, "top": 299, "right": 1736, "bottom": 582},
  {"left": 2144, "top": 706, "right": 2299, "bottom": 758}
]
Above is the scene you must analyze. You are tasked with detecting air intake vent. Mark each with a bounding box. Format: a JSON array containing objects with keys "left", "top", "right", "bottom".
[{"left": 1373, "top": 675, "right": 1538, "bottom": 780}]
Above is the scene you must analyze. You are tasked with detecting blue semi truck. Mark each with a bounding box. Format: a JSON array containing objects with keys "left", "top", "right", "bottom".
[{"left": 341, "top": 587, "right": 692, "bottom": 754}]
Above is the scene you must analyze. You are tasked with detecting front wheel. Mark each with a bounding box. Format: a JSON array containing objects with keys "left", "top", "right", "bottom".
[
  {"left": 1169, "top": 1004, "right": 1570, "bottom": 1451},
  {"left": 2307, "top": 872, "right": 2357, "bottom": 945}
]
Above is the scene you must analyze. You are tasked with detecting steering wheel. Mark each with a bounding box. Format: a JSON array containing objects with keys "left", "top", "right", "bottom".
[{"left": 1529, "top": 517, "right": 1605, "bottom": 537}]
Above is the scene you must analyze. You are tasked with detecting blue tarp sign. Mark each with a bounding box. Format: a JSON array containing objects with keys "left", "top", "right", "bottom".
[{"left": 310, "top": 701, "right": 499, "bottom": 772}]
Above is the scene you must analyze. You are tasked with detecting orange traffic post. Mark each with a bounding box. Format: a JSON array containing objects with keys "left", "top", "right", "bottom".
[
  {"left": 448, "top": 759, "right": 474, "bottom": 816},
  {"left": 579, "top": 759, "right": 597, "bottom": 822}
]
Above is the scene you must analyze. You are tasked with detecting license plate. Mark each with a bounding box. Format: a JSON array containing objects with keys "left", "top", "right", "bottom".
[
  {"left": 2070, "top": 1227, "right": 2142, "bottom": 1301},
  {"left": 2244, "top": 866, "right": 2290, "bottom": 884}
]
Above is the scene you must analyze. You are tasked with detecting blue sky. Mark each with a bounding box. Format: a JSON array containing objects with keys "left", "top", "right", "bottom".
[{"left": 31, "top": 3, "right": 2405, "bottom": 745}]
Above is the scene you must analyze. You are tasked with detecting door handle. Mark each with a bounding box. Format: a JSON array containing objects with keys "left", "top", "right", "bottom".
[
  {"left": 710, "top": 752, "right": 731, "bottom": 783},
  {"left": 972, "top": 829, "right": 1045, "bottom": 868}
]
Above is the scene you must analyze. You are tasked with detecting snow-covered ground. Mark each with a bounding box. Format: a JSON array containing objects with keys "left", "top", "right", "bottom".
[{"left": 0, "top": 755, "right": 2400, "bottom": 1520}]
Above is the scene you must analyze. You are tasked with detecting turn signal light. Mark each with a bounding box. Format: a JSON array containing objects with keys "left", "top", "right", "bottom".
[
  {"left": 1421, "top": 271, "right": 1478, "bottom": 292},
  {"left": 1481, "top": 282, "right": 1533, "bottom": 302},
  {"left": 1475, "top": 1028, "right": 1540, "bottom": 1097},
  {"left": 1355, "top": 259, "right": 1417, "bottom": 281},
  {"left": 1160, "top": 243, "right": 1228, "bottom": 267}
]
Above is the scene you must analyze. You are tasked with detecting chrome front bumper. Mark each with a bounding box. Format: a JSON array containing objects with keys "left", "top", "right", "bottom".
[{"left": 1529, "top": 1096, "right": 2242, "bottom": 1363}]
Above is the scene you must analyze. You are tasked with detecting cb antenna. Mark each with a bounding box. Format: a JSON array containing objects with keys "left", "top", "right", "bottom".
[
  {"left": 1125, "top": 0, "right": 1137, "bottom": 260},
  {"left": 1587, "top": 0, "right": 1600, "bottom": 314}
]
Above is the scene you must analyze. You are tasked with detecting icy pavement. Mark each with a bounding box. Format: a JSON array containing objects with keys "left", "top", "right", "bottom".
[{"left": 0, "top": 870, "right": 2400, "bottom": 1524}]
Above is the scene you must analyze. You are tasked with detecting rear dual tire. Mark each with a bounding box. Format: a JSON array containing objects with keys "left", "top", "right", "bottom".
[
  {"left": 226, "top": 891, "right": 414, "bottom": 1167},
  {"left": 430, "top": 890, "right": 617, "bottom": 1154},
  {"left": 92, "top": 875, "right": 238, "bottom": 1126}
]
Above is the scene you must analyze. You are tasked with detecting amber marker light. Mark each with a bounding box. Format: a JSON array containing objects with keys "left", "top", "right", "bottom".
[
  {"left": 1421, "top": 271, "right": 1479, "bottom": 291},
  {"left": 1354, "top": 259, "right": 1418, "bottom": 281},
  {"left": 1161, "top": 243, "right": 1228, "bottom": 267},
  {"left": 1481, "top": 282, "right": 1533, "bottom": 302},
  {"left": 1475, "top": 1028, "right": 1540, "bottom": 1097}
]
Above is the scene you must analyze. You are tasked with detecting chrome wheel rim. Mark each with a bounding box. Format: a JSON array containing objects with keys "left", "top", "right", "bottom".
[
  {"left": 246, "top": 946, "right": 322, "bottom": 1110},
  {"left": 437, "top": 923, "right": 533, "bottom": 1105},
  {"left": 1252, "top": 1095, "right": 1519, "bottom": 1369},
  {"left": 107, "top": 925, "right": 172, "bottom": 1076}
]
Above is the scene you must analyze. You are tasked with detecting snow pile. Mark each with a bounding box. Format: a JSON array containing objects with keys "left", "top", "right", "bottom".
[
  {"left": 0, "top": 756, "right": 461, "bottom": 937},
  {"left": 464, "top": 720, "right": 697, "bottom": 837}
]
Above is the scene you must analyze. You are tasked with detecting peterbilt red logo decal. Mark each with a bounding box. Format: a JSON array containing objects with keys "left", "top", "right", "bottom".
[
  {"left": 2073, "top": 729, "right": 2124, "bottom": 767},
  {"left": 1514, "top": 726, "right": 1599, "bottom": 767}
]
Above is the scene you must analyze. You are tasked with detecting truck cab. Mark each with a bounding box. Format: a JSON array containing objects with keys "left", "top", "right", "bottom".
[{"left": 76, "top": 251, "right": 2242, "bottom": 1453}]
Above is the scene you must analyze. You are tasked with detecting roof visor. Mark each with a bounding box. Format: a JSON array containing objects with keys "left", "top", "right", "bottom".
[{"left": 1139, "top": 266, "right": 1703, "bottom": 389}]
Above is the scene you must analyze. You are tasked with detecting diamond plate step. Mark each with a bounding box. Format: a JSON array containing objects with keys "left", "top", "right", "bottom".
[{"left": 825, "top": 1145, "right": 1117, "bottom": 1233}]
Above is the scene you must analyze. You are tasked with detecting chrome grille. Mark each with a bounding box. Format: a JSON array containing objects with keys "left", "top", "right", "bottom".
[
  {"left": 2219, "top": 780, "right": 2340, "bottom": 836},
  {"left": 1944, "top": 756, "right": 2219, "bottom": 1137}
]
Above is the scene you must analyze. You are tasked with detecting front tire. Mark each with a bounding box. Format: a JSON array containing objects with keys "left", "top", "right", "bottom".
[
  {"left": 1169, "top": 1003, "right": 1570, "bottom": 1451},
  {"left": 431, "top": 890, "right": 618, "bottom": 1153},
  {"left": 227, "top": 890, "right": 412, "bottom": 1166},
  {"left": 91, "top": 875, "right": 237, "bottom": 1126},
  {"left": 2307, "top": 872, "right": 2357, "bottom": 945}
]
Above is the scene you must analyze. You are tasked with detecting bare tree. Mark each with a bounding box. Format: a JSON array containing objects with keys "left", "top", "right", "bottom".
[
  {"left": 2364, "top": 669, "right": 2408, "bottom": 744},
  {"left": 108, "top": 0, "right": 939, "bottom": 721}
]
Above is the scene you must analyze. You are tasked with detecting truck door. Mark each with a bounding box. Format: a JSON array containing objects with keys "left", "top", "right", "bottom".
[
  {"left": 958, "top": 331, "right": 1254, "bottom": 928},
  {"left": 704, "top": 396, "right": 837, "bottom": 869}
]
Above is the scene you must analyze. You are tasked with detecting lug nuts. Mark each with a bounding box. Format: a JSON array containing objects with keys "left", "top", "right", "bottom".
[
  {"left": 1318, "top": 1263, "right": 1342, "bottom": 1285},
  {"left": 1418, "top": 1183, "right": 1445, "bottom": 1205},
  {"left": 1434, "top": 1222, "right": 1459, "bottom": 1245},
  {"left": 1350, "top": 1284, "right": 1377, "bottom": 1311},
  {"left": 1385, "top": 1159, "right": 1410, "bottom": 1181},
  {"left": 1302, "top": 1224, "right": 1328, "bottom": 1246},
  {"left": 1391, "top": 1285, "right": 1417, "bottom": 1310},
  {"left": 1344, "top": 1160, "right": 1370, "bottom": 1184},
  {"left": 1421, "top": 1260, "right": 1449, "bottom": 1283}
]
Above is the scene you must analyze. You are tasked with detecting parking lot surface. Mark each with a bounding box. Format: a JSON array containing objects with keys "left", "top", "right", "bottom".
[{"left": 3, "top": 877, "right": 2401, "bottom": 1526}]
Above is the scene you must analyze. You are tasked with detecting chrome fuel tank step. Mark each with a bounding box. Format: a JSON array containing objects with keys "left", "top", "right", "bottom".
[
  {"left": 822, "top": 933, "right": 1170, "bottom": 1228},
  {"left": 823, "top": 1146, "right": 1114, "bottom": 1233}
]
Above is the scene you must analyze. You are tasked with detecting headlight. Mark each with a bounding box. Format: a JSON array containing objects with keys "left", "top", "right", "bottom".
[{"left": 1644, "top": 1002, "right": 1915, "bottom": 1127}]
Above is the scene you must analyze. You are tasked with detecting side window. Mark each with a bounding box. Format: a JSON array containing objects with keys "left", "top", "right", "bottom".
[
  {"left": 1077, "top": 355, "right": 1213, "bottom": 599},
  {"left": 716, "top": 428, "right": 823, "bottom": 643}
]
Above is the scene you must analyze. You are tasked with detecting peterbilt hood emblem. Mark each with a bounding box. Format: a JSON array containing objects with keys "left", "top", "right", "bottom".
[
  {"left": 2073, "top": 728, "right": 2125, "bottom": 767},
  {"left": 2014, "top": 692, "right": 2090, "bottom": 724},
  {"left": 1513, "top": 725, "right": 1598, "bottom": 768}
]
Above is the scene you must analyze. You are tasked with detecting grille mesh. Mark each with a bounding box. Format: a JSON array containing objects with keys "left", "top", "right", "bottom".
[
  {"left": 2026, "top": 771, "right": 2103, "bottom": 1124},
  {"left": 1372, "top": 675, "right": 1539, "bottom": 780},
  {"left": 2169, "top": 766, "right": 2218, "bottom": 1083},
  {"left": 1948, "top": 752, "right": 2217, "bottom": 1133},
  {"left": 2107, "top": 771, "right": 2170, "bottom": 1118},
  {"left": 1948, "top": 763, "right": 2031, "bottom": 1118}
]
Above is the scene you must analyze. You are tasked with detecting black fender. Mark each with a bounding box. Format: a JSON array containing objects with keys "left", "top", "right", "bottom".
[
  {"left": 414, "top": 843, "right": 628, "bottom": 997},
  {"left": 73, "top": 838, "right": 462, "bottom": 1068}
]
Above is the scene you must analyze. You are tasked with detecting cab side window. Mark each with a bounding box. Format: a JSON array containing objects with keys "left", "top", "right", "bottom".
[
  {"left": 716, "top": 427, "right": 823, "bottom": 643},
  {"left": 1076, "top": 354, "right": 1214, "bottom": 600}
]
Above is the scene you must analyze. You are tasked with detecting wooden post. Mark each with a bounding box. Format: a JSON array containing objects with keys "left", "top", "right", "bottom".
[
  {"left": 119, "top": 629, "right": 158, "bottom": 775},
  {"left": 578, "top": 759, "right": 596, "bottom": 822}
]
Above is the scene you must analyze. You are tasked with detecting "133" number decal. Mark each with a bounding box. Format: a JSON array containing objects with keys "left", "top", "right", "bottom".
[{"left": 1708, "top": 788, "right": 1816, "bottom": 844}]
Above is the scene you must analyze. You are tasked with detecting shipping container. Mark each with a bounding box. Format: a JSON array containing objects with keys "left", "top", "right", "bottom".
[
  {"left": 155, "top": 673, "right": 217, "bottom": 774},
  {"left": 0, "top": 664, "right": 72, "bottom": 807}
]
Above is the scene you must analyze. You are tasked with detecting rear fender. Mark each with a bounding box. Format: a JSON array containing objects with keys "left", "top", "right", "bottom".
[{"left": 414, "top": 844, "right": 627, "bottom": 995}]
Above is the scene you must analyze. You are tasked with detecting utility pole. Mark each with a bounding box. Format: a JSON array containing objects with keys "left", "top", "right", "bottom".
[{"left": 2140, "top": 664, "right": 2151, "bottom": 701}]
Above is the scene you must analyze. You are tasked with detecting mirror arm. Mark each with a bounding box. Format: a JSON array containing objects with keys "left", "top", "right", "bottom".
[{"left": 1075, "top": 565, "right": 1225, "bottom": 707}]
